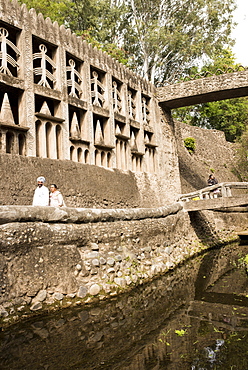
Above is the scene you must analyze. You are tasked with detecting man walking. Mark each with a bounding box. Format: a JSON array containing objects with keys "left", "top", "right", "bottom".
[{"left": 32, "top": 176, "right": 49, "bottom": 206}]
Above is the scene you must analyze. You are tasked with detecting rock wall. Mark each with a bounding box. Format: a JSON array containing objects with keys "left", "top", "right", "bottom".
[
  {"left": 0, "top": 204, "right": 248, "bottom": 326},
  {"left": 0, "top": 150, "right": 180, "bottom": 208},
  {"left": 0, "top": 254, "right": 203, "bottom": 369},
  {"left": 174, "top": 120, "right": 238, "bottom": 194}
]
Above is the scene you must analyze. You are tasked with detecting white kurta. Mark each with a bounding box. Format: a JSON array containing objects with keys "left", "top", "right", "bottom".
[{"left": 32, "top": 186, "right": 49, "bottom": 206}]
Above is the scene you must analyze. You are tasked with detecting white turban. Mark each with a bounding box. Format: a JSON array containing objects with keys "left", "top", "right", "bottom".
[{"left": 37, "top": 176, "right": 46, "bottom": 183}]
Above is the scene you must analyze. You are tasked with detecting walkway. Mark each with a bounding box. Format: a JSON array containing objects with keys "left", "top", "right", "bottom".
[
  {"left": 178, "top": 182, "right": 248, "bottom": 212},
  {"left": 157, "top": 70, "right": 248, "bottom": 109}
]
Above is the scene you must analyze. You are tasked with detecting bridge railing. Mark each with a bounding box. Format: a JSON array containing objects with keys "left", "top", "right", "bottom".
[{"left": 178, "top": 182, "right": 248, "bottom": 202}]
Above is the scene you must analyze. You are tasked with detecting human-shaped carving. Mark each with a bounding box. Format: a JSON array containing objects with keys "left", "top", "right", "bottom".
[
  {"left": 91, "top": 71, "right": 105, "bottom": 107},
  {"left": 66, "top": 59, "right": 82, "bottom": 98},
  {"left": 33, "top": 44, "right": 56, "bottom": 88},
  {"left": 142, "top": 97, "right": 150, "bottom": 124},
  {"left": 0, "top": 28, "right": 20, "bottom": 76},
  {"left": 128, "top": 91, "right": 136, "bottom": 119},
  {"left": 112, "top": 81, "right": 122, "bottom": 113}
]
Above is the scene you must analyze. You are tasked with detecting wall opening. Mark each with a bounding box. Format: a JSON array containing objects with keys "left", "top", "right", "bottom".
[{"left": 6, "top": 131, "right": 14, "bottom": 153}]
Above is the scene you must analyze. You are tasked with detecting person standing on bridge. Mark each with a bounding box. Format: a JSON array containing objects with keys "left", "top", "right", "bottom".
[
  {"left": 207, "top": 174, "right": 219, "bottom": 198},
  {"left": 207, "top": 174, "right": 218, "bottom": 186},
  {"left": 32, "top": 176, "right": 49, "bottom": 206}
]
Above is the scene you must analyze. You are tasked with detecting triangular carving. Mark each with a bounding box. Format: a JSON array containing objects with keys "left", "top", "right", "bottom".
[
  {"left": 0, "top": 93, "right": 15, "bottom": 125},
  {"left": 39, "top": 101, "right": 52, "bottom": 116},
  {"left": 130, "top": 131, "right": 138, "bottom": 151},
  {"left": 115, "top": 124, "right": 121, "bottom": 136},
  {"left": 95, "top": 120, "right": 104, "bottom": 144},
  {"left": 144, "top": 133, "right": 149, "bottom": 144},
  {"left": 70, "top": 112, "right": 81, "bottom": 139}
]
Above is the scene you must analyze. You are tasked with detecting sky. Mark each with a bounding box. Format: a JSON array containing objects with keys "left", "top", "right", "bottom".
[{"left": 231, "top": 0, "right": 248, "bottom": 66}]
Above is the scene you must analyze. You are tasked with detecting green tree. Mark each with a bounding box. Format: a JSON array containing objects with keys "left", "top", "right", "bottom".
[
  {"left": 18, "top": 0, "right": 236, "bottom": 84},
  {"left": 119, "top": 0, "right": 236, "bottom": 84},
  {"left": 172, "top": 50, "right": 248, "bottom": 142},
  {"left": 18, "top": 0, "right": 129, "bottom": 64},
  {"left": 18, "top": 0, "right": 74, "bottom": 25}
]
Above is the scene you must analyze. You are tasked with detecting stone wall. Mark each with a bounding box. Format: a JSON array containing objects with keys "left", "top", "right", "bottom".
[
  {"left": 157, "top": 70, "right": 248, "bottom": 108},
  {"left": 0, "top": 150, "right": 180, "bottom": 208},
  {"left": 0, "top": 204, "right": 248, "bottom": 326},
  {"left": 1, "top": 242, "right": 244, "bottom": 369},
  {"left": 0, "top": 253, "right": 204, "bottom": 368},
  {"left": 174, "top": 120, "right": 238, "bottom": 194}
]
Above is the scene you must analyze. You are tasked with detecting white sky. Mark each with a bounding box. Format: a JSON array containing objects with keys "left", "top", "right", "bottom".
[{"left": 231, "top": 0, "right": 248, "bottom": 66}]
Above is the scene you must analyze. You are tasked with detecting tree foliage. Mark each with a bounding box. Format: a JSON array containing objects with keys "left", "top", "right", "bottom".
[
  {"left": 184, "top": 137, "right": 196, "bottom": 154},
  {"left": 18, "top": 0, "right": 74, "bottom": 25},
  {"left": 172, "top": 50, "right": 248, "bottom": 142},
  {"left": 18, "top": 0, "right": 237, "bottom": 84},
  {"left": 120, "top": 0, "right": 236, "bottom": 84},
  {"left": 18, "top": 0, "right": 129, "bottom": 63}
]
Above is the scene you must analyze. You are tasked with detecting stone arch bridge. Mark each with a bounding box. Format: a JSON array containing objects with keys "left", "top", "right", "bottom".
[{"left": 157, "top": 70, "right": 248, "bottom": 109}]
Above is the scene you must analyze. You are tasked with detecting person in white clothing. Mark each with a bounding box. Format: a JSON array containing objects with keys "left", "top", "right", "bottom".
[
  {"left": 49, "top": 184, "right": 65, "bottom": 207},
  {"left": 32, "top": 176, "right": 49, "bottom": 206}
]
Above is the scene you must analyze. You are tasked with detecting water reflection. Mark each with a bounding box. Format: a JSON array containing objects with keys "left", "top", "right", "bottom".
[{"left": 1, "top": 243, "right": 248, "bottom": 369}]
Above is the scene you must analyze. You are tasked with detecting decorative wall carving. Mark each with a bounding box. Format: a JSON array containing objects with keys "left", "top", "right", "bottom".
[{"left": 0, "top": 0, "right": 158, "bottom": 174}]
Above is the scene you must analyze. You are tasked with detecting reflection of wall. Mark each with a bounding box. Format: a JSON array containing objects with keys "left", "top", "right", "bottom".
[
  {"left": 0, "top": 253, "right": 202, "bottom": 369},
  {"left": 3, "top": 244, "right": 246, "bottom": 369}
]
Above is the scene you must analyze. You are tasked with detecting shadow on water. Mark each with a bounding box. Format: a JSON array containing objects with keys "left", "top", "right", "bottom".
[
  {"left": 188, "top": 210, "right": 221, "bottom": 247},
  {"left": 1, "top": 243, "right": 248, "bottom": 369}
]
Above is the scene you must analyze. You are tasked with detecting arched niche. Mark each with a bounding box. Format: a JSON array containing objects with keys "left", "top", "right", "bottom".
[
  {"left": 107, "top": 152, "right": 111, "bottom": 168},
  {"left": 18, "top": 133, "right": 25, "bottom": 155},
  {"left": 84, "top": 149, "right": 89, "bottom": 164},
  {"left": 45, "top": 122, "right": 52, "bottom": 158},
  {"left": 6, "top": 131, "right": 14, "bottom": 154},
  {"left": 70, "top": 145, "right": 75, "bottom": 161},
  {"left": 56, "top": 125, "right": 62, "bottom": 159},
  {"left": 35, "top": 120, "right": 42, "bottom": 157},
  {"left": 78, "top": 147, "right": 83, "bottom": 163}
]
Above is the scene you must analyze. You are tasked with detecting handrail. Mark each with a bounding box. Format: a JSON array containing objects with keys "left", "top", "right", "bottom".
[{"left": 178, "top": 182, "right": 248, "bottom": 202}]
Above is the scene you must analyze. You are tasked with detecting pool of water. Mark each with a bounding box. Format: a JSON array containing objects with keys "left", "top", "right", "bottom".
[{"left": 1, "top": 242, "right": 248, "bottom": 369}]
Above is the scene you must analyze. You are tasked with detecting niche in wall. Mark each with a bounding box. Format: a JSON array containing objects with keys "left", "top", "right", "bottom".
[
  {"left": 0, "top": 21, "right": 21, "bottom": 78},
  {"left": 68, "top": 105, "right": 88, "bottom": 142},
  {"left": 112, "top": 77, "right": 123, "bottom": 114},
  {"left": 0, "top": 85, "right": 21, "bottom": 125},
  {"left": 66, "top": 52, "right": 84, "bottom": 99},
  {"left": 127, "top": 87, "right": 137, "bottom": 120},
  {"left": 32, "top": 36, "right": 57, "bottom": 89},
  {"left": 34, "top": 94, "right": 64, "bottom": 159},
  {"left": 141, "top": 93, "right": 151, "bottom": 125},
  {"left": 90, "top": 67, "right": 106, "bottom": 108}
]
